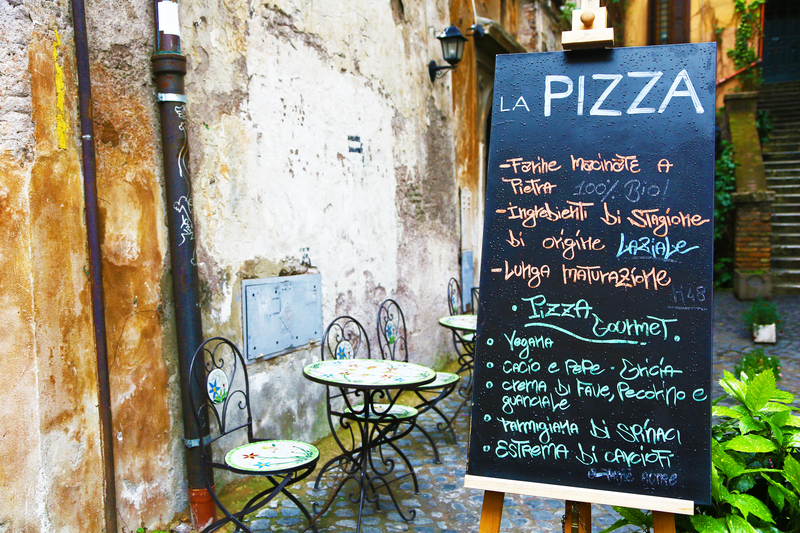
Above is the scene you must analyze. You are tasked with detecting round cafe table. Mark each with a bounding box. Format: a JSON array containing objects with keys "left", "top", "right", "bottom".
[
  {"left": 438, "top": 313, "right": 478, "bottom": 333},
  {"left": 303, "top": 358, "right": 435, "bottom": 533}
]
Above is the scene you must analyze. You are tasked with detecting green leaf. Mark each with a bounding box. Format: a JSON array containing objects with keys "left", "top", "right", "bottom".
[
  {"left": 725, "top": 435, "right": 778, "bottom": 453},
  {"left": 615, "top": 507, "right": 651, "bottom": 528},
  {"left": 737, "top": 415, "right": 766, "bottom": 435},
  {"left": 746, "top": 370, "right": 776, "bottom": 412},
  {"left": 785, "top": 415, "right": 800, "bottom": 428},
  {"left": 761, "top": 402, "right": 792, "bottom": 414},
  {"left": 690, "top": 515, "right": 727, "bottom": 533},
  {"left": 784, "top": 454, "right": 800, "bottom": 493},
  {"left": 760, "top": 472, "right": 800, "bottom": 509},
  {"left": 766, "top": 420, "right": 784, "bottom": 446},
  {"left": 597, "top": 517, "right": 631, "bottom": 533},
  {"left": 714, "top": 405, "right": 744, "bottom": 419},
  {"left": 711, "top": 462, "right": 722, "bottom": 501},
  {"left": 714, "top": 442, "right": 746, "bottom": 479},
  {"left": 768, "top": 411, "right": 791, "bottom": 428},
  {"left": 721, "top": 371, "right": 747, "bottom": 404},
  {"left": 726, "top": 514, "right": 759, "bottom": 533},
  {"left": 768, "top": 484, "right": 785, "bottom": 511},
  {"left": 724, "top": 493, "right": 774, "bottom": 523},
  {"left": 732, "top": 473, "right": 756, "bottom": 493},
  {"left": 785, "top": 431, "right": 800, "bottom": 449},
  {"left": 771, "top": 389, "right": 794, "bottom": 405}
]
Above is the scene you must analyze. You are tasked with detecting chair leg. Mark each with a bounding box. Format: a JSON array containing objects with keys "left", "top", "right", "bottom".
[{"left": 203, "top": 474, "right": 293, "bottom": 533}]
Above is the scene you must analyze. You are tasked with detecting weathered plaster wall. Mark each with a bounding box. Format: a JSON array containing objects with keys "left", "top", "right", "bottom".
[
  {"left": 0, "top": 3, "right": 105, "bottom": 531},
  {"left": 449, "top": 0, "right": 550, "bottom": 289},
  {"left": 179, "top": 0, "right": 462, "bottom": 453},
  {"left": 82, "top": 0, "right": 182, "bottom": 528}
]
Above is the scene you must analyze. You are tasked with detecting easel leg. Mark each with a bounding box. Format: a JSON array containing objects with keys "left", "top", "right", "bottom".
[
  {"left": 563, "top": 501, "right": 591, "bottom": 533},
  {"left": 653, "top": 512, "right": 676, "bottom": 533},
  {"left": 478, "top": 490, "right": 505, "bottom": 533}
]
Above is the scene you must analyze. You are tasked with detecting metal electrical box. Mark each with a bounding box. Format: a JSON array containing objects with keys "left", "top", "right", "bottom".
[{"left": 242, "top": 274, "right": 323, "bottom": 362}]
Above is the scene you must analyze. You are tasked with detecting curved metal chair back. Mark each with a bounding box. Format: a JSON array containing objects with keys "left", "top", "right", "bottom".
[
  {"left": 189, "top": 336, "right": 255, "bottom": 450},
  {"left": 447, "top": 277, "right": 462, "bottom": 315},
  {"left": 321, "top": 315, "right": 371, "bottom": 361},
  {"left": 377, "top": 299, "right": 408, "bottom": 363},
  {"left": 188, "top": 337, "right": 320, "bottom": 533}
]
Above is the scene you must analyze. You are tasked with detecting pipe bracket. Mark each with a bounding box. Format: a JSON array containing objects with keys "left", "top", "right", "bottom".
[
  {"left": 183, "top": 435, "right": 214, "bottom": 449},
  {"left": 158, "top": 92, "right": 187, "bottom": 103}
]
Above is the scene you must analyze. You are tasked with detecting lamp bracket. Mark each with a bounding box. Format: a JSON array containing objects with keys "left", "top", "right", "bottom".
[{"left": 429, "top": 61, "right": 456, "bottom": 83}]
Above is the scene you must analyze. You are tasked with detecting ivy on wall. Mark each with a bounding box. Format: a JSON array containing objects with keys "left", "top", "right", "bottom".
[{"left": 728, "top": 0, "right": 765, "bottom": 90}]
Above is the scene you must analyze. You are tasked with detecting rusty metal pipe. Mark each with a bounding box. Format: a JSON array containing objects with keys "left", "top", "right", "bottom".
[
  {"left": 152, "top": 1, "right": 215, "bottom": 527},
  {"left": 69, "top": 0, "right": 118, "bottom": 531}
]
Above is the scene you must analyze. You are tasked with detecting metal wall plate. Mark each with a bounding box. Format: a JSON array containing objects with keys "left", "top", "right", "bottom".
[
  {"left": 461, "top": 250, "right": 474, "bottom": 311},
  {"left": 242, "top": 274, "right": 323, "bottom": 362}
]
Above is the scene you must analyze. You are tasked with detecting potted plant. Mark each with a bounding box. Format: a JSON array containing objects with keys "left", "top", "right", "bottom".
[
  {"left": 734, "top": 348, "right": 781, "bottom": 382},
  {"left": 742, "top": 298, "right": 780, "bottom": 343}
]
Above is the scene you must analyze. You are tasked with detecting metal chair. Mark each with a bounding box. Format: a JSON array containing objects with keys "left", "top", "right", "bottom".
[
  {"left": 377, "top": 299, "right": 460, "bottom": 463},
  {"left": 188, "top": 337, "right": 319, "bottom": 533},
  {"left": 446, "top": 278, "right": 475, "bottom": 393},
  {"left": 313, "top": 316, "right": 422, "bottom": 505}
]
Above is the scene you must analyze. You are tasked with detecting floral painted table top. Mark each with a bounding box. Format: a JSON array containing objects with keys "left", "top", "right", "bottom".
[
  {"left": 303, "top": 359, "right": 436, "bottom": 389},
  {"left": 438, "top": 314, "right": 477, "bottom": 332}
]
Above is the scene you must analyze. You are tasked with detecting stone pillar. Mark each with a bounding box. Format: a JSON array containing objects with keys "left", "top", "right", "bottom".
[
  {"left": 732, "top": 191, "right": 774, "bottom": 299},
  {"left": 725, "top": 92, "right": 774, "bottom": 300}
]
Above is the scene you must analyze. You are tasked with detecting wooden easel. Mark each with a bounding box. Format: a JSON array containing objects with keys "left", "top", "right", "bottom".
[
  {"left": 478, "top": 491, "right": 676, "bottom": 533},
  {"left": 478, "top": 4, "right": 671, "bottom": 529}
]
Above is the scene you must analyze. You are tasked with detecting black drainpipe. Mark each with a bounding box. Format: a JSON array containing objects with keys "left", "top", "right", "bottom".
[
  {"left": 151, "top": 1, "right": 214, "bottom": 527},
  {"left": 70, "top": 0, "right": 118, "bottom": 531}
]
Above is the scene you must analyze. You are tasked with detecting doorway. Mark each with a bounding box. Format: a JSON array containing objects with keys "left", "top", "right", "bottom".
[{"left": 762, "top": 0, "right": 800, "bottom": 83}]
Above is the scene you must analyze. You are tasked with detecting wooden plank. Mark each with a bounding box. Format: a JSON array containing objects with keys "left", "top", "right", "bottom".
[
  {"left": 478, "top": 491, "right": 505, "bottom": 533},
  {"left": 464, "top": 475, "right": 695, "bottom": 515},
  {"left": 653, "top": 512, "right": 677, "bottom": 533},
  {"left": 564, "top": 501, "right": 592, "bottom": 533}
]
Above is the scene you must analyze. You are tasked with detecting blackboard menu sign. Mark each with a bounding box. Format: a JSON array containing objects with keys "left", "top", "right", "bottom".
[{"left": 465, "top": 44, "right": 715, "bottom": 512}]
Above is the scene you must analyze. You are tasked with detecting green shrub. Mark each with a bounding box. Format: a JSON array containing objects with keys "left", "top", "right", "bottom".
[
  {"left": 735, "top": 348, "right": 782, "bottom": 382},
  {"left": 600, "top": 370, "right": 800, "bottom": 533},
  {"left": 743, "top": 299, "right": 781, "bottom": 327},
  {"left": 714, "top": 141, "right": 736, "bottom": 288}
]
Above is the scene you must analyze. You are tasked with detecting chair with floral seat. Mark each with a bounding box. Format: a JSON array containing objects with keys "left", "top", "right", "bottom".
[
  {"left": 377, "top": 299, "right": 460, "bottom": 463},
  {"left": 188, "top": 337, "right": 320, "bottom": 533}
]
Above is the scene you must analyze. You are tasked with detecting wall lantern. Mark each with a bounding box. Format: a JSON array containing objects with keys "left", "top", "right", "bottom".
[{"left": 428, "top": 25, "right": 468, "bottom": 83}]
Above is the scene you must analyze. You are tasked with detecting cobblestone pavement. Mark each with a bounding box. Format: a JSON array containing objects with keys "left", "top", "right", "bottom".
[{"left": 240, "top": 290, "right": 799, "bottom": 533}]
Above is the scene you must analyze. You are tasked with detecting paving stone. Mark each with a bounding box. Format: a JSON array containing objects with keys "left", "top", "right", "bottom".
[
  {"left": 456, "top": 512, "right": 478, "bottom": 523},
  {"left": 452, "top": 502, "right": 468, "bottom": 512},
  {"left": 276, "top": 516, "right": 301, "bottom": 526},
  {"left": 248, "top": 519, "right": 271, "bottom": 531},
  {"left": 256, "top": 508, "right": 279, "bottom": 518}
]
